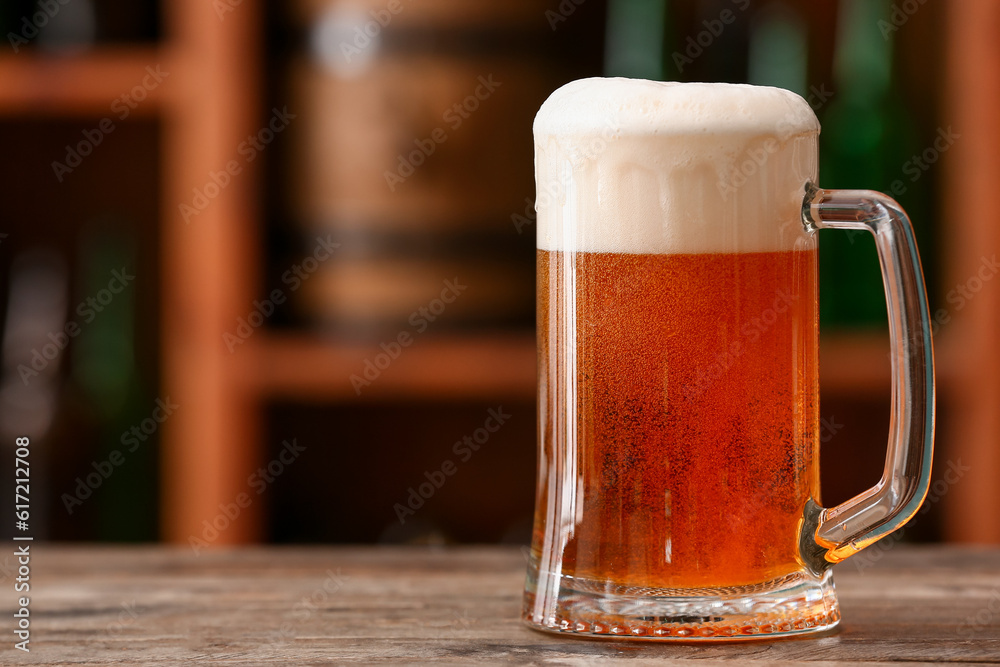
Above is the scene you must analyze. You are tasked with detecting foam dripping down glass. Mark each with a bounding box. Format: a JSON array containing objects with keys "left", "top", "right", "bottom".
[{"left": 524, "top": 78, "right": 935, "bottom": 640}]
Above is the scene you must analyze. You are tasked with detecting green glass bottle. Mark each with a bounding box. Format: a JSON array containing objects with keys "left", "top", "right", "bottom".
[
  {"left": 605, "top": 0, "right": 668, "bottom": 79},
  {"left": 72, "top": 226, "right": 157, "bottom": 541},
  {"left": 816, "top": 0, "right": 924, "bottom": 329}
]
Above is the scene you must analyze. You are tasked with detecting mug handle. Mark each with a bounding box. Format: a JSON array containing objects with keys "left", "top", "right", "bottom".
[{"left": 799, "top": 183, "right": 936, "bottom": 570}]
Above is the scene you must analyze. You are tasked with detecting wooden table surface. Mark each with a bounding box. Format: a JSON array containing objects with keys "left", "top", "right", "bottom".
[{"left": 3, "top": 545, "right": 999, "bottom": 665}]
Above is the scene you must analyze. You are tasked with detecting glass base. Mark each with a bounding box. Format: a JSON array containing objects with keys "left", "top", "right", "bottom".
[{"left": 523, "top": 562, "right": 840, "bottom": 640}]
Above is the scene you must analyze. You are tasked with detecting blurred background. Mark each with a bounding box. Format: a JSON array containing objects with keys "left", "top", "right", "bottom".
[{"left": 0, "top": 0, "right": 997, "bottom": 548}]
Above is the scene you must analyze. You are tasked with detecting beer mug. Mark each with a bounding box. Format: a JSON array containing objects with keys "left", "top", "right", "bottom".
[{"left": 523, "top": 79, "right": 934, "bottom": 640}]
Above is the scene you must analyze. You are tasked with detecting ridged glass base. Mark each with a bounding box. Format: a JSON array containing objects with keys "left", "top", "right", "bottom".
[{"left": 523, "top": 562, "right": 840, "bottom": 640}]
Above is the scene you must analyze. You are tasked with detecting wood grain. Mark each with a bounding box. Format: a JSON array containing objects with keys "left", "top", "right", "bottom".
[
  {"left": 3, "top": 545, "right": 998, "bottom": 664},
  {"left": 255, "top": 332, "right": 536, "bottom": 402},
  {"left": 159, "top": 0, "right": 265, "bottom": 544},
  {"left": 941, "top": 0, "right": 1000, "bottom": 543}
]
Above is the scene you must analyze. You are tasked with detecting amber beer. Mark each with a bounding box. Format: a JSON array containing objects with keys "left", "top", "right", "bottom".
[
  {"left": 526, "top": 76, "right": 935, "bottom": 641},
  {"left": 527, "top": 77, "right": 842, "bottom": 637},
  {"left": 535, "top": 247, "right": 819, "bottom": 589}
]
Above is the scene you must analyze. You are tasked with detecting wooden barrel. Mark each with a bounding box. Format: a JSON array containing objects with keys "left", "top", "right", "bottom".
[
  {"left": 296, "top": 252, "right": 535, "bottom": 332},
  {"left": 290, "top": 0, "right": 552, "bottom": 33},
  {"left": 281, "top": 0, "right": 586, "bottom": 332},
  {"left": 286, "top": 55, "right": 551, "bottom": 233}
]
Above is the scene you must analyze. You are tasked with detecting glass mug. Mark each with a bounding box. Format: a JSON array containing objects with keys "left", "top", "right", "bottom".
[{"left": 523, "top": 79, "right": 934, "bottom": 640}]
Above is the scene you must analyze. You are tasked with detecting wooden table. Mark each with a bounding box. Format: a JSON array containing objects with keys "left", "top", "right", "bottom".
[{"left": 5, "top": 545, "right": 1000, "bottom": 664}]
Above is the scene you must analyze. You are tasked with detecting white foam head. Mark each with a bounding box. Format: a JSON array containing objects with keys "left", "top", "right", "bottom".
[{"left": 533, "top": 78, "right": 820, "bottom": 254}]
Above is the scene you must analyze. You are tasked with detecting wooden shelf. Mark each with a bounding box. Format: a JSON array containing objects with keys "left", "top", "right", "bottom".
[
  {"left": 942, "top": 0, "right": 1000, "bottom": 542},
  {"left": 0, "top": 48, "right": 166, "bottom": 117},
  {"left": 249, "top": 329, "right": 901, "bottom": 402},
  {"left": 822, "top": 328, "right": 963, "bottom": 398},
  {"left": 121, "top": 0, "right": 996, "bottom": 545},
  {"left": 255, "top": 331, "right": 537, "bottom": 402},
  {"left": 2, "top": 0, "right": 988, "bottom": 550},
  {"left": 820, "top": 330, "right": 891, "bottom": 396}
]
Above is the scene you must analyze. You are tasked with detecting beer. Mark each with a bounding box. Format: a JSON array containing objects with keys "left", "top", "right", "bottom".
[
  {"left": 524, "top": 78, "right": 838, "bottom": 635},
  {"left": 534, "top": 247, "right": 818, "bottom": 589},
  {"left": 525, "top": 73, "right": 933, "bottom": 642}
]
